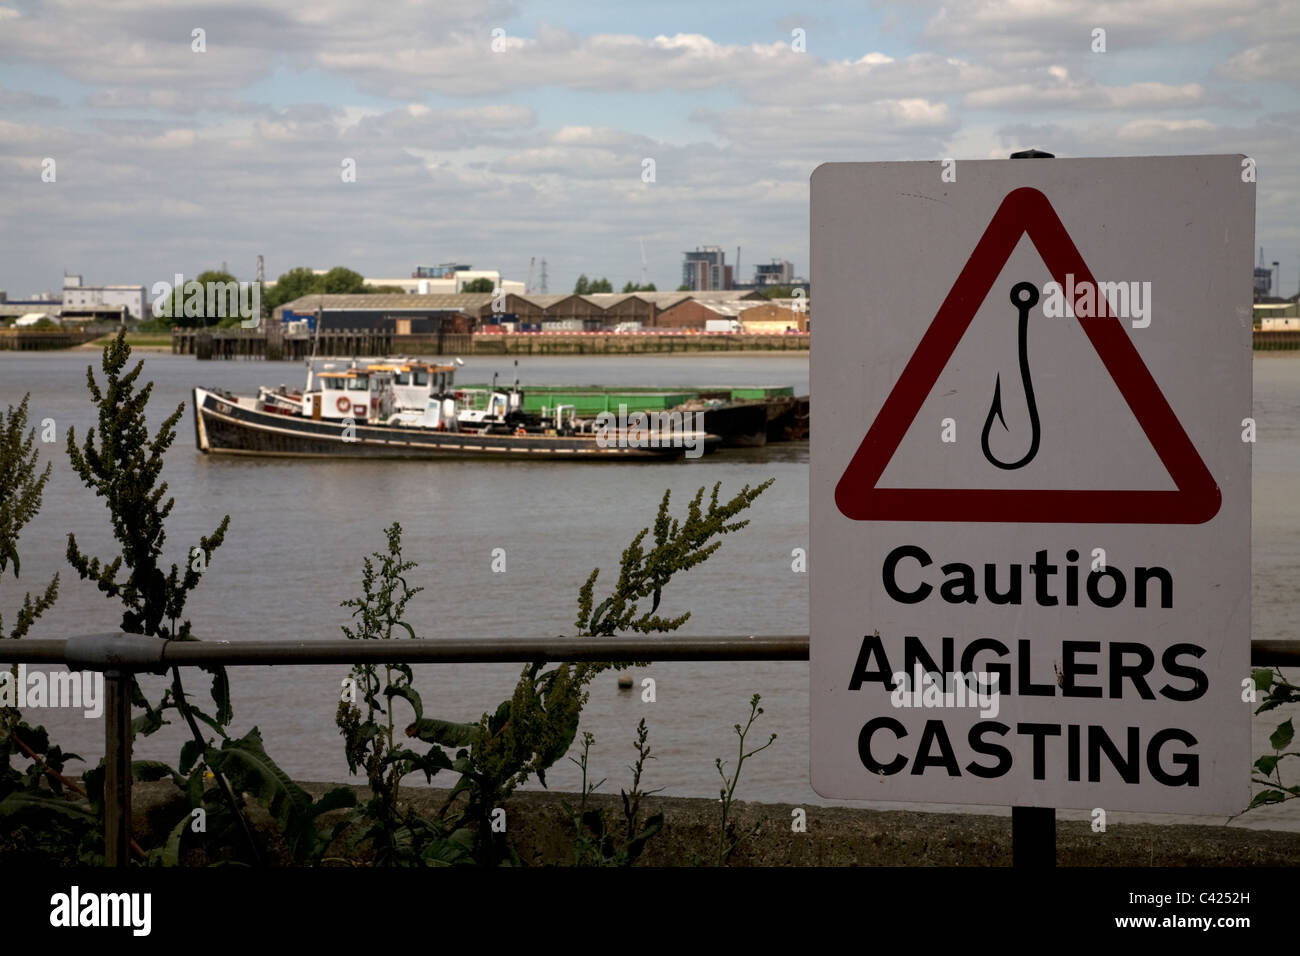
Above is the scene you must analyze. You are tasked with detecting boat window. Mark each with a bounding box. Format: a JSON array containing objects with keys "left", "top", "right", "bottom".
[
  {"left": 347, "top": 376, "right": 369, "bottom": 391},
  {"left": 413, "top": 370, "right": 429, "bottom": 386},
  {"left": 395, "top": 372, "right": 410, "bottom": 385},
  {"left": 322, "top": 377, "right": 342, "bottom": 390}
]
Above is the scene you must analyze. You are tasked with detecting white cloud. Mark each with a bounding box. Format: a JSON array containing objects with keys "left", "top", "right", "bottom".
[
  {"left": 0, "top": 1, "right": 1294, "bottom": 294},
  {"left": 912, "top": 0, "right": 1297, "bottom": 50},
  {"left": 967, "top": 80, "right": 1206, "bottom": 110},
  {"left": 1218, "top": 41, "right": 1300, "bottom": 87}
]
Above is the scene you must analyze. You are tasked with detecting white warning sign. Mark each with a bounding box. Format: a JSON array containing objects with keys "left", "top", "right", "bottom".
[{"left": 810, "top": 155, "right": 1254, "bottom": 813}]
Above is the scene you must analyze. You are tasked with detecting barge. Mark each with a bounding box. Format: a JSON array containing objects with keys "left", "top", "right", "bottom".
[
  {"left": 454, "top": 383, "right": 809, "bottom": 446},
  {"left": 194, "top": 358, "right": 714, "bottom": 460}
]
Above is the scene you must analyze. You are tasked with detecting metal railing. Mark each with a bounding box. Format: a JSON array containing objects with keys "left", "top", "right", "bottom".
[{"left": 2, "top": 633, "right": 1294, "bottom": 867}]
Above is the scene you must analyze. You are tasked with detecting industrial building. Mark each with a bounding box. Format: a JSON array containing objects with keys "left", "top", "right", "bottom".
[
  {"left": 656, "top": 298, "right": 807, "bottom": 332},
  {"left": 275, "top": 289, "right": 773, "bottom": 333},
  {"left": 736, "top": 300, "right": 808, "bottom": 333},
  {"left": 59, "top": 274, "right": 146, "bottom": 321},
  {"left": 275, "top": 294, "right": 487, "bottom": 333},
  {"left": 0, "top": 300, "right": 63, "bottom": 323}
]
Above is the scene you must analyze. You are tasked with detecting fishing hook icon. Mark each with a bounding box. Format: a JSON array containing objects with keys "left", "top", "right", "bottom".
[{"left": 980, "top": 281, "right": 1041, "bottom": 470}]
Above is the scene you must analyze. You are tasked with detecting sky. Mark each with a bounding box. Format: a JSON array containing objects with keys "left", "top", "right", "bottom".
[{"left": 0, "top": 0, "right": 1296, "bottom": 297}]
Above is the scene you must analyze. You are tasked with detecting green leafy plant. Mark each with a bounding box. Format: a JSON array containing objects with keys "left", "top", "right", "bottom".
[
  {"left": 408, "top": 479, "right": 772, "bottom": 866},
  {"left": 61, "top": 329, "right": 258, "bottom": 860},
  {"left": 65, "top": 330, "right": 231, "bottom": 727},
  {"left": 1245, "top": 666, "right": 1300, "bottom": 811},
  {"left": 562, "top": 719, "right": 664, "bottom": 866},
  {"left": 0, "top": 394, "right": 60, "bottom": 636},
  {"left": 0, "top": 395, "right": 82, "bottom": 860},
  {"left": 713, "top": 693, "right": 776, "bottom": 866},
  {"left": 200, "top": 727, "right": 355, "bottom": 865},
  {"left": 334, "top": 522, "right": 466, "bottom": 866},
  {"left": 60, "top": 331, "right": 346, "bottom": 866}
]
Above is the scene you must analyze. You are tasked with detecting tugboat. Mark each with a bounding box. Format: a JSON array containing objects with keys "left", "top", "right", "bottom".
[
  {"left": 258, "top": 358, "right": 556, "bottom": 435},
  {"left": 194, "top": 358, "right": 712, "bottom": 461}
]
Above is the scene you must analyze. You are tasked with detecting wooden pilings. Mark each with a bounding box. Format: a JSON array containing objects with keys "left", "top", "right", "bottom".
[
  {"left": 174, "top": 328, "right": 397, "bottom": 360},
  {"left": 171, "top": 329, "right": 813, "bottom": 359},
  {"left": 165, "top": 328, "right": 1300, "bottom": 358},
  {"left": 1254, "top": 330, "right": 1300, "bottom": 350},
  {"left": 0, "top": 329, "right": 103, "bottom": 350}
]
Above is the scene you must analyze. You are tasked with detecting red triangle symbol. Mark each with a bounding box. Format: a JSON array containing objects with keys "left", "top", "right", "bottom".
[{"left": 835, "top": 186, "right": 1221, "bottom": 525}]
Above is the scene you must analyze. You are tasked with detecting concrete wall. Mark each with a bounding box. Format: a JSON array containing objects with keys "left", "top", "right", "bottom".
[
  {"left": 1262, "top": 317, "right": 1300, "bottom": 331},
  {"left": 741, "top": 302, "right": 806, "bottom": 332}
]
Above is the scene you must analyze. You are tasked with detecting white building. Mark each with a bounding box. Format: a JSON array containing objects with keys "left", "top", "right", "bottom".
[
  {"left": 364, "top": 270, "right": 524, "bottom": 296},
  {"left": 61, "top": 274, "right": 148, "bottom": 320},
  {"left": 264, "top": 267, "right": 523, "bottom": 296}
]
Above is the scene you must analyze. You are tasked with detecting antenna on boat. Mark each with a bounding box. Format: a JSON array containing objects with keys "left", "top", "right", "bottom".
[
  {"left": 309, "top": 306, "right": 322, "bottom": 362},
  {"left": 306, "top": 305, "right": 323, "bottom": 390}
]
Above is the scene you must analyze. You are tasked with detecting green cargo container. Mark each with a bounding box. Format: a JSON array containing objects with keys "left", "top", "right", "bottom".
[
  {"left": 729, "top": 386, "right": 795, "bottom": 400},
  {"left": 523, "top": 391, "right": 696, "bottom": 415},
  {"left": 455, "top": 386, "right": 696, "bottom": 415},
  {"left": 457, "top": 383, "right": 796, "bottom": 415}
]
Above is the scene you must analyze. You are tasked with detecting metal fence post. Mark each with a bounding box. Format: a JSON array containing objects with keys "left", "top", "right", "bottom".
[
  {"left": 1012, "top": 805, "right": 1056, "bottom": 866},
  {"left": 103, "top": 670, "right": 132, "bottom": 867},
  {"left": 1007, "top": 145, "right": 1057, "bottom": 869}
]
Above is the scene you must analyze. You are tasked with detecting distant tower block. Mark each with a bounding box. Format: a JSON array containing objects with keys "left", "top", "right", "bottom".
[{"left": 539, "top": 258, "right": 549, "bottom": 294}]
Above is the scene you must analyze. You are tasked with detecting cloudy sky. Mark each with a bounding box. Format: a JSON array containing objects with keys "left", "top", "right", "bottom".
[{"left": 0, "top": 0, "right": 1296, "bottom": 297}]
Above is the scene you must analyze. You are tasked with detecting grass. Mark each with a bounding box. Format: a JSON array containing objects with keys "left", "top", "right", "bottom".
[{"left": 87, "top": 331, "right": 173, "bottom": 348}]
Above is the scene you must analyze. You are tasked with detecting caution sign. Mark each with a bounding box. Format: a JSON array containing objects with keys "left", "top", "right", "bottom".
[{"left": 810, "top": 156, "right": 1253, "bottom": 813}]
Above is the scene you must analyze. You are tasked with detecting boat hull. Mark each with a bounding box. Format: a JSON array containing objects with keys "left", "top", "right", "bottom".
[
  {"left": 192, "top": 388, "right": 701, "bottom": 461},
  {"left": 697, "top": 401, "right": 770, "bottom": 448}
]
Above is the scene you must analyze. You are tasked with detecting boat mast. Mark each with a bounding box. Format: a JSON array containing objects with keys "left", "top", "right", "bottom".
[{"left": 306, "top": 304, "right": 323, "bottom": 390}]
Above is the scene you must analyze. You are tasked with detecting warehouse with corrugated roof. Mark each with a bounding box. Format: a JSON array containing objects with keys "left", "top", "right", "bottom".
[{"left": 274, "top": 288, "right": 775, "bottom": 332}]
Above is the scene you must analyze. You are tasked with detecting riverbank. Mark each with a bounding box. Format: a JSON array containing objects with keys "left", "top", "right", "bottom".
[
  {"left": 82, "top": 335, "right": 171, "bottom": 350},
  {"left": 103, "top": 779, "right": 1300, "bottom": 867},
  {"left": 5, "top": 330, "right": 1297, "bottom": 357},
  {"left": 169, "top": 327, "right": 812, "bottom": 359}
]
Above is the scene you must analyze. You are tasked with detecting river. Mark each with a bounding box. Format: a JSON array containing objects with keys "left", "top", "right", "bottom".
[{"left": 1, "top": 348, "right": 1296, "bottom": 832}]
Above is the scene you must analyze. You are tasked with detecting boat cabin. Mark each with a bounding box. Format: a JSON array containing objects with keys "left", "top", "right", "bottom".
[
  {"left": 368, "top": 361, "right": 458, "bottom": 413},
  {"left": 302, "top": 368, "right": 394, "bottom": 422}
]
